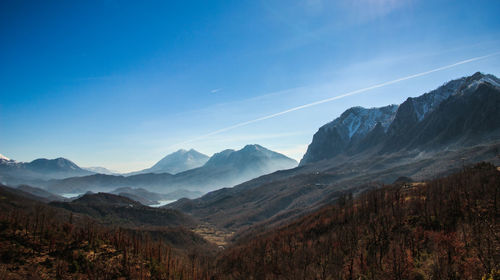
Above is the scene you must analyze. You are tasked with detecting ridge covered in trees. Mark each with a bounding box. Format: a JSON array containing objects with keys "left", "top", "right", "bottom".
[
  {"left": 0, "top": 186, "right": 216, "bottom": 279},
  {"left": 0, "top": 162, "right": 498, "bottom": 279},
  {"left": 213, "top": 162, "right": 499, "bottom": 279}
]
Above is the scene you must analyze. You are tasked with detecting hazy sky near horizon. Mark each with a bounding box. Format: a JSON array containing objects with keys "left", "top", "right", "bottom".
[{"left": 1, "top": 0, "right": 500, "bottom": 172}]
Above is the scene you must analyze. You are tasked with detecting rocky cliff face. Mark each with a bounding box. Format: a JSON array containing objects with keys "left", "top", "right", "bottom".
[
  {"left": 300, "top": 72, "right": 500, "bottom": 165},
  {"left": 170, "top": 72, "right": 500, "bottom": 231},
  {"left": 300, "top": 105, "right": 398, "bottom": 165}
]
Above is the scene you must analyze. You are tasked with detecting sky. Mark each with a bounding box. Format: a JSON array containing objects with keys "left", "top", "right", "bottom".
[{"left": 1, "top": 0, "right": 500, "bottom": 172}]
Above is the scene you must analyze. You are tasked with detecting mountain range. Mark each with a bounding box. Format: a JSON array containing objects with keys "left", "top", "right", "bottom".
[
  {"left": 169, "top": 72, "right": 500, "bottom": 230},
  {"left": 1, "top": 72, "right": 499, "bottom": 279},
  {"left": 0, "top": 149, "right": 209, "bottom": 185},
  {"left": 0, "top": 157, "right": 93, "bottom": 185},
  {"left": 1, "top": 72, "right": 499, "bottom": 233},
  {"left": 1, "top": 145, "right": 297, "bottom": 201},
  {"left": 302, "top": 72, "right": 500, "bottom": 165},
  {"left": 43, "top": 144, "right": 297, "bottom": 197}
]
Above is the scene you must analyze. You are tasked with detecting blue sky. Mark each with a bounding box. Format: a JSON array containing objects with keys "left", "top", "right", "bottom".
[{"left": 1, "top": 0, "right": 500, "bottom": 172}]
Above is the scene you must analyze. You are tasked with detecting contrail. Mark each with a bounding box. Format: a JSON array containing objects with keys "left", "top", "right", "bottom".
[{"left": 175, "top": 52, "right": 499, "bottom": 146}]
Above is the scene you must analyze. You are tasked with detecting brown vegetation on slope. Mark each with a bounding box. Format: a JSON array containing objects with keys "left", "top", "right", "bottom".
[
  {"left": 49, "top": 192, "right": 196, "bottom": 228},
  {"left": 0, "top": 162, "right": 498, "bottom": 279},
  {"left": 0, "top": 185, "right": 216, "bottom": 279},
  {"left": 212, "top": 163, "right": 500, "bottom": 279}
]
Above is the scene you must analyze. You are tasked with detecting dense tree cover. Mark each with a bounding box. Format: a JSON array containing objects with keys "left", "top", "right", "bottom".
[
  {"left": 0, "top": 163, "right": 498, "bottom": 279},
  {"left": 0, "top": 192, "right": 215, "bottom": 279},
  {"left": 213, "top": 163, "right": 500, "bottom": 279}
]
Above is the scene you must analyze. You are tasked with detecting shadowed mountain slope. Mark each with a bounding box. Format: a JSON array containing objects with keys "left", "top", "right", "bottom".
[
  {"left": 213, "top": 163, "right": 500, "bottom": 279},
  {"left": 170, "top": 72, "right": 500, "bottom": 231},
  {"left": 301, "top": 72, "right": 500, "bottom": 165}
]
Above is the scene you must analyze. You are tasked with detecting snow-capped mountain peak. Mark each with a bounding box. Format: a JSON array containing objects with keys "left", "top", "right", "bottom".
[
  {"left": 462, "top": 72, "right": 500, "bottom": 94},
  {"left": 409, "top": 76, "right": 468, "bottom": 122},
  {"left": 126, "top": 149, "right": 210, "bottom": 175},
  {"left": 301, "top": 72, "right": 500, "bottom": 166},
  {"left": 323, "top": 105, "right": 398, "bottom": 140}
]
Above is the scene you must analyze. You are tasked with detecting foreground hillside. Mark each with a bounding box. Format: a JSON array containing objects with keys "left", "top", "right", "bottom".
[
  {"left": 50, "top": 192, "right": 195, "bottom": 228},
  {"left": 0, "top": 185, "right": 215, "bottom": 279},
  {"left": 1, "top": 163, "right": 498, "bottom": 279},
  {"left": 212, "top": 163, "right": 500, "bottom": 279}
]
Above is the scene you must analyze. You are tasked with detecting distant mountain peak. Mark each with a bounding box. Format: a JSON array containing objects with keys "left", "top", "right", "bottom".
[
  {"left": 242, "top": 144, "right": 265, "bottom": 152},
  {"left": 204, "top": 149, "right": 235, "bottom": 166},
  {"left": 205, "top": 144, "right": 297, "bottom": 169},
  {"left": 84, "top": 166, "right": 118, "bottom": 175},
  {"left": 460, "top": 72, "right": 500, "bottom": 93},
  {"left": 29, "top": 157, "right": 81, "bottom": 171},
  {"left": 172, "top": 148, "right": 201, "bottom": 154},
  {"left": 0, "top": 156, "right": 93, "bottom": 183},
  {"left": 470, "top": 71, "right": 484, "bottom": 79},
  {"left": 131, "top": 148, "right": 210, "bottom": 175}
]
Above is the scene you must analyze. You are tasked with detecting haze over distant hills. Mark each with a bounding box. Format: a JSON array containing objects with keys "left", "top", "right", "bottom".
[
  {"left": 83, "top": 166, "right": 119, "bottom": 175},
  {"left": 1, "top": 73, "right": 499, "bottom": 279},
  {"left": 108, "top": 187, "right": 201, "bottom": 206},
  {"left": 0, "top": 149, "right": 209, "bottom": 184},
  {"left": 0, "top": 156, "right": 93, "bottom": 184},
  {"left": 16, "top": 185, "right": 67, "bottom": 202},
  {"left": 2, "top": 72, "right": 500, "bottom": 232},
  {"left": 43, "top": 144, "right": 297, "bottom": 196},
  {"left": 170, "top": 72, "right": 500, "bottom": 230},
  {"left": 127, "top": 149, "right": 209, "bottom": 175}
]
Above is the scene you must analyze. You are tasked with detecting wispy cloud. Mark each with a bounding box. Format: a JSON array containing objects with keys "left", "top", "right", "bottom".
[
  {"left": 210, "top": 88, "right": 222, "bottom": 94},
  {"left": 173, "top": 52, "right": 499, "bottom": 147}
]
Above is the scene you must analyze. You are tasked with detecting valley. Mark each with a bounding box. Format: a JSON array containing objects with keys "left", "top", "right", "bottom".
[{"left": 1, "top": 72, "right": 499, "bottom": 279}]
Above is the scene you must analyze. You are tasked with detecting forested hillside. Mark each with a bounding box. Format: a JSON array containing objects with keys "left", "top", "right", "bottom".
[
  {"left": 0, "top": 185, "right": 215, "bottom": 279},
  {"left": 1, "top": 163, "right": 498, "bottom": 279},
  {"left": 213, "top": 163, "right": 500, "bottom": 279}
]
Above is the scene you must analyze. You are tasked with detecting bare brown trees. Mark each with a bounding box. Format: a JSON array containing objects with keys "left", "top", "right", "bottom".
[
  {"left": 213, "top": 163, "right": 500, "bottom": 279},
  {"left": 0, "top": 162, "right": 498, "bottom": 279}
]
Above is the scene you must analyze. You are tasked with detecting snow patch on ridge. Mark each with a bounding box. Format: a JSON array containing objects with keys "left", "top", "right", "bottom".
[
  {"left": 324, "top": 105, "right": 398, "bottom": 140},
  {"left": 465, "top": 75, "right": 500, "bottom": 93},
  {"left": 412, "top": 77, "right": 467, "bottom": 122}
]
